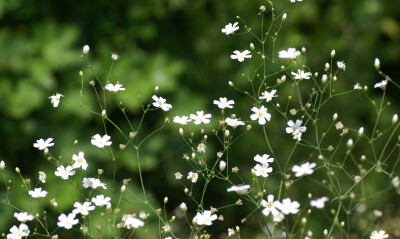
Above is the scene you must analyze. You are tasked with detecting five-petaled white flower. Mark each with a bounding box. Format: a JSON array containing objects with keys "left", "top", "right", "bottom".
[
  {"left": 82, "top": 177, "right": 107, "bottom": 189},
  {"left": 49, "top": 93, "right": 64, "bottom": 107},
  {"left": 213, "top": 97, "right": 235, "bottom": 109},
  {"left": 225, "top": 118, "right": 245, "bottom": 127},
  {"left": 72, "top": 152, "right": 88, "bottom": 170},
  {"left": 187, "top": 171, "right": 199, "bottom": 183},
  {"left": 91, "top": 194, "right": 111, "bottom": 207},
  {"left": 286, "top": 119, "right": 306, "bottom": 141},
  {"left": 222, "top": 22, "right": 239, "bottom": 35},
  {"left": 33, "top": 138, "right": 54, "bottom": 151},
  {"left": 253, "top": 163, "right": 273, "bottom": 178},
  {"left": 337, "top": 61, "right": 346, "bottom": 71},
  {"left": 28, "top": 187, "right": 47, "bottom": 198},
  {"left": 57, "top": 213, "right": 79, "bottom": 229},
  {"left": 370, "top": 230, "right": 389, "bottom": 239},
  {"left": 230, "top": 50, "right": 252, "bottom": 62},
  {"left": 193, "top": 210, "right": 218, "bottom": 226},
  {"left": 278, "top": 198, "right": 300, "bottom": 215},
  {"left": 250, "top": 106, "right": 271, "bottom": 125},
  {"left": 254, "top": 154, "right": 274, "bottom": 164},
  {"left": 91, "top": 134, "right": 112, "bottom": 148},
  {"left": 72, "top": 202, "right": 95, "bottom": 216},
  {"left": 278, "top": 48, "right": 301, "bottom": 59},
  {"left": 55, "top": 165, "right": 75, "bottom": 180},
  {"left": 292, "top": 162, "right": 316, "bottom": 177},
  {"left": 173, "top": 116, "right": 191, "bottom": 125},
  {"left": 291, "top": 70, "right": 312, "bottom": 80},
  {"left": 310, "top": 196, "right": 329, "bottom": 209},
  {"left": 190, "top": 111, "right": 212, "bottom": 125},
  {"left": 14, "top": 212, "right": 34, "bottom": 222},
  {"left": 259, "top": 90, "right": 278, "bottom": 102},
  {"left": 374, "top": 79, "right": 388, "bottom": 90},
  {"left": 227, "top": 184, "right": 250, "bottom": 195},
  {"left": 152, "top": 95, "right": 172, "bottom": 111},
  {"left": 105, "top": 83, "right": 125, "bottom": 92},
  {"left": 122, "top": 214, "right": 145, "bottom": 229},
  {"left": 260, "top": 194, "right": 282, "bottom": 216},
  {"left": 290, "top": 0, "right": 303, "bottom": 2},
  {"left": 7, "top": 223, "right": 30, "bottom": 239}
]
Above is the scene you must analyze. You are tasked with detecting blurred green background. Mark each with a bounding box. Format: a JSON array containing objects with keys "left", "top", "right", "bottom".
[{"left": 0, "top": 0, "right": 399, "bottom": 238}]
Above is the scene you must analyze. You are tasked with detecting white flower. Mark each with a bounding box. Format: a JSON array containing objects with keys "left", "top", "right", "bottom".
[
  {"left": 173, "top": 116, "right": 191, "bottom": 125},
  {"left": 374, "top": 58, "right": 380, "bottom": 69},
  {"left": 175, "top": 172, "right": 183, "bottom": 180},
  {"left": 225, "top": 118, "right": 245, "bottom": 127},
  {"left": 49, "top": 93, "right": 64, "bottom": 107},
  {"left": 187, "top": 171, "right": 198, "bottom": 183},
  {"left": 219, "top": 160, "right": 227, "bottom": 171},
  {"left": 374, "top": 79, "right": 388, "bottom": 90},
  {"left": 260, "top": 195, "right": 282, "bottom": 216},
  {"left": 57, "top": 213, "right": 79, "bottom": 229},
  {"left": 392, "top": 114, "right": 398, "bottom": 124},
  {"left": 38, "top": 171, "right": 46, "bottom": 183},
  {"left": 0, "top": 160, "right": 4, "bottom": 170},
  {"left": 227, "top": 184, "right": 250, "bottom": 195},
  {"left": 259, "top": 90, "right": 278, "bottom": 102},
  {"left": 292, "top": 162, "right": 316, "bottom": 177},
  {"left": 213, "top": 97, "right": 235, "bottom": 109},
  {"left": 228, "top": 228, "right": 235, "bottom": 237},
  {"left": 222, "top": 22, "right": 239, "bottom": 35},
  {"left": 55, "top": 165, "right": 75, "bottom": 180},
  {"left": 291, "top": 70, "right": 312, "bottom": 80},
  {"left": 273, "top": 212, "right": 285, "bottom": 222},
  {"left": 354, "top": 83, "right": 362, "bottom": 90},
  {"left": 14, "top": 212, "right": 34, "bottom": 222},
  {"left": 72, "top": 152, "right": 88, "bottom": 170},
  {"left": 91, "top": 134, "right": 112, "bottom": 148},
  {"left": 152, "top": 95, "right": 172, "bottom": 111},
  {"left": 28, "top": 187, "right": 47, "bottom": 198},
  {"left": 7, "top": 223, "right": 30, "bottom": 239},
  {"left": 83, "top": 45, "right": 89, "bottom": 54},
  {"left": 82, "top": 177, "right": 107, "bottom": 189},
  {"left": 111, "top": 53, "right": 119, "bottom": 61},
  {"left": 180, "top": 202, "right": 187, "bottom": 212},
  {"left": 250, "top": 106, "right": 271, "bottom": 125},
  {"left": 286, "top": 119, "right": 306, "bottom": 141},
  {"left": 337, "top": 61, "right": 346, "bottom": 71},
  {"left": 230, "top": 50, "right": 252, "bottom": 62},
  {"left": 122, "top": 214, "right": 145, "bottom": 229},
  {"left": 370, "top": 230, "right": 389, "bottom": 239},
  {"left": 105, "top": 83, "right": 125, "bottom": 92},
  {"left": 278, "top": 198, "right": 300, "bottom": 215},
  {"left": 279, "top": 48, "right": 301, "bottom": 59},
  {"left": 193, "top": 210, "right": 217, "bottom": 226},
  {"left": 253, "top": 163, "right": 273, "bottom": 178},
  {"left": 254, "top": 154, "right": 274, "bottom": 164},
  {"left": 310, "top": 196, "right": 329, "bottom": 209},
  {"left": 92, "top": 194, "right": 111, "bottom": 207},
  {"left": 33, "top": 138, "right": 54, "bottom": 150},
  {"left": 72, "top": 202, "right": 95, "bottom": 216},
  {"left": 290, "top": 0, "right": 303, "bottom": 2},
  {"left": 197, "top": 143, "right": 206, "bottom": 153},
  {"left": 190, "top": 111, "right": 212, "bottom": 125}
]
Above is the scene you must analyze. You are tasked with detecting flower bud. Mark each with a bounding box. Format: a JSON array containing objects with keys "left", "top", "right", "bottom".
[
  {"left": 325, "top": 62, "right": 330, "bottom": 71},
  {"left": 358, "top": 127, "right": 364, "bottom": 136},
  {"left": 111, "top": 53, "right": 119, "bottom": 61},
  {"left": 180, "top": 202, "right": 187, "bottom": 212},
  {"left": 15, "top": 167, "right": 20, "bottom": 173},
  {"left": 322, "top": 74, "right": 328, "bottom": 83},
  {"left": 83, "top": 45, "right": 90, "bottom": 54},
  {"left": 0, "top": 160, "right": 5, "bottom": 170},
  {"left": 331, "top": 50, "right": 336, "bottom": 58},
  {"left": 229, "top": 81, "right": 234, "bottom": 87},
  {"left": 250, "top": 43, "right": 255, "bottom": 50},
  {"left": 164, "top": 197, "right": 168, "bottom": 204},
  {"left": 374, "top": 58, "right": 380, "bottom": 70},
  {"left": 324, "top": 229, "right": 328, "bottom": 236},
  {"left": 79, "top": 71, "right": 83, "bottom": 76},
  {"left": 121, "top": 185, "right": 126, "bottom": 193},
  {"left": 282, "top": 13, "right": 287, "bottom": 21},
  {"left": 333, "top": 113, "right": 338, "bottom": 121},
  {"left": 179, "top": 128, "right": 183, "bottom": 136},
  {"left": 392, "top": 114, "right": 398, "bottom": 124},
  {"left": 219, "top": 160, "right": 226, "bottom": 172},
  {"left": 102, "top": 110, "right": 107, "bottom": 118},
  {"left": 346, "top": 138, "right": 353, "bottom": 148},
  {"left": 225, "top": 130, "right": 230, "bottom": 137}
]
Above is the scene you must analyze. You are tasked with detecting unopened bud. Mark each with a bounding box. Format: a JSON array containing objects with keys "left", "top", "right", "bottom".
[
  {"left": 322, "top": 74, "right": 328, "bottom": 83},
  {"left": 15, "top": 167, "right": 20, "bottom": 173},
  {"left": 374, "top": 58, "right": 380, "bottom": 70},
  {"left": 101, "top": 110, "right": 107, "bottom": 118},
  {"left": 347, "top": 138, "right": 353, "bottom": 148},
  {"left": 164, "top": 197, "right": 168, "bottom": 204},
  {"left": 358, "top": 127, "right": 364, "bottom": 136},
  {"left": 0, "top": 160, "right": 5, "bottom": 170},
  {"left": 225, "top": 130, "right": 230, "bottom": 137},
  {"left": 333, "top": 113, "right": 338, "bottom": 121},
  {"left": 83, "top": 45, "right": 90, "bottom": 54},
  {"left": 219, "top": 160, "right": 226, "bottom": 172},
  {"left": 392, "top": 114, "right": 398, "bottom": 124},
  {"left": 331, "top": 50, "right": 336, "bottom": 58},
  {"left": 179, "top": 128, "right": 183, "bottom": 136},
  {"left": 282, "top": 13, "right": 287, "bottom": 21},
  {"left": 325, "top": 62, "right": 330, "bottom": 71},
  {"left": 121, "top": 185, "right": 126, "bottom": 193},
  {"left": 229, "top": 81, "right": 234, "bottom": 87},
  {"left": 79, "top": 71, "right": 83, "bottom": 76},
  {"left": 180, "top": 202, "right": 187, "bottom": 212},
  {"left": 250, "top": 43, "right": 255, "bottom": 50}
]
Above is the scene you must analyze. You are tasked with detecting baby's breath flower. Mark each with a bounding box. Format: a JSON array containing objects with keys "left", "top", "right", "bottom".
[
  {"left": 91, "top": 134, "right": 112, "bottom": 148},
  {"left": 250, "top": 106, "right": 271, "bottom": 125},
  {"left": 337, "top": 61, "right": 346, "bottom": 71},
  {"left": 152, "top": 95, "right": 172, "bottom": 111},
  {"left": 259, "top": 90, "right": 278, "bottom": 102},
  {"left": 227, "top": 185, "right": 250, "bottom": 195},
  {"left": 279, "top": 48, "right": 300, "bottom": 59},
  {"left": 187, "top": 171, "right": 198, "bottom": 183},
  {"left": 292, "top": 162, "right": 316, "bottom": 177},
  {"left": 190, "top": 111, "right": 211, "bottom": 125},
  {"left": 14, "top": 212, "right": 34, "bottom": 222},
  {"left": 111, "top": 53, "right": 119, "bottom": 61},
  {"left": 310, "top": 197, "right": 329, "bottom": 209},
  {"left": 192, "top": 210, "right": 217, "bottom": 226},
  {"left": 374, "top": 79, "right": 388, "bottom": 90},
  {"left": 219, "top": 160, "right": 226, "bottom": 172},
  {"left": 278, "top": 198, "right": 300, "bottom": 215},
  {"left": 180, "top": 202, "right": 187, "bottom": 212},
  {"left": 82, "top": 45, "right": 89, "bottom": 54},
  {"left": 175, "top": 172, "right": 183, "bottom": 179},
  {"left": 121, "top": 214, "right": 145, "bottom": 229},
  {"left": 39, "top": 171, "right": 46, "bottom": 183},
  {"left": 33, "top": 138, "right": 54, "bottom": 151},
  {"left": 374, "top": 58, "right": 380, "bottom": 69},
  {"left": 291, "top": 70, "right": 312, "bottom": 80},
  {"left": 230, "top": 50, "right": 252, "bottom": 62},
  {"left": 105, "top": 83, "right": 125, "bottom": 92},
  {"left": 370, "top": 230, "right": 389, "bottom": 239},
  {"left": 49, "top": 93, "right": 64, "bottom": 107},
  {"left": 354, "top": 83, "right": 362, "bottom": 90},
  {"left": 221, "top": 22, "right": 239, "bottom": 35},
  {"left": 213, "top": 97, "right": 235, "bottom": 109}
]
